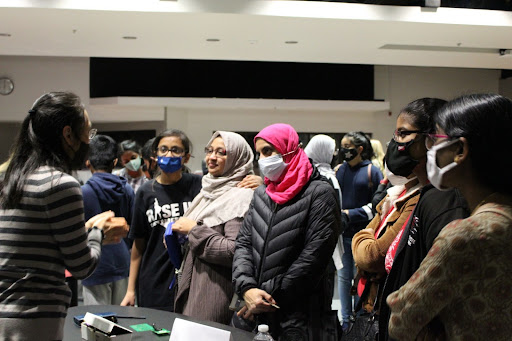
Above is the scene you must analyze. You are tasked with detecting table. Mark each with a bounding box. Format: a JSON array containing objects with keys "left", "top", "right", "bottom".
[{"left": 64, "top": 305, "right": 255, "bottom": 341}]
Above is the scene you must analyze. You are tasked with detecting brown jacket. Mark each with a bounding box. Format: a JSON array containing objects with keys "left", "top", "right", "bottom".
[
  {"left": 174, "top": 218, "right": 243, "bottom": 324},
  {"left": 352, "top": 185, "right": 421, "bottom": 311}
]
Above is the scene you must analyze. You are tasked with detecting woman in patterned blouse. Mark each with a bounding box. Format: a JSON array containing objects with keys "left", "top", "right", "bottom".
[{"left": 387, "top": 93, "right": 512, "bottom": 340}]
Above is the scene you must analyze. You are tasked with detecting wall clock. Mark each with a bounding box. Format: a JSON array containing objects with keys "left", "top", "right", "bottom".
[{"left": 0, "top": 77, "right": 14, "bottom": 95}]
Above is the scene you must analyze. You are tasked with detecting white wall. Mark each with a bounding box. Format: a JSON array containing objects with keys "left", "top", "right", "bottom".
[
  {"left": 0, "top": 56, "right": 90, "bottom": 121},
  {"left": 0, "top": 56, "right": 504, "bottom": 171}
]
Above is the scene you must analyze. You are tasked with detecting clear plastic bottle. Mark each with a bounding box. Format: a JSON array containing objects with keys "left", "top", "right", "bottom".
[{"left": 253, "top": 324, "right": 274, "bottom": 341}]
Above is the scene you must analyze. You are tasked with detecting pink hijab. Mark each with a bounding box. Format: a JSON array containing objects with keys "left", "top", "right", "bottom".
[{"left": 255, "top": 123, "right": 313, "bottom": 204}]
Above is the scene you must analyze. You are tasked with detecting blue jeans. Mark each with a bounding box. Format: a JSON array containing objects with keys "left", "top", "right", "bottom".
[{"left": 337, "top": 236, "right": 357, "bottom": 323}]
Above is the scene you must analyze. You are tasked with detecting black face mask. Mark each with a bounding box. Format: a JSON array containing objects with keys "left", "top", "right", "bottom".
[
  {"left": 70, "top": 141, "right": 90, "bottom": 170},
  {"left": 142, "top": 158, "right": 156, "bottom": 179},
  {"left": 384, "top": 138, "right": 418, "bottom": 177},
  {"left": 339, "top": 147, "right": 358, "bottom": 162}
]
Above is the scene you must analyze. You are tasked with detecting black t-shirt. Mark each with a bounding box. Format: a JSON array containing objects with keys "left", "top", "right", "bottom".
[
  {"left": 379, "top": 184, "right": 470, "bottom": 340},
  {"left": 129, "top": 173, "right": 202, "bottom": 311}
]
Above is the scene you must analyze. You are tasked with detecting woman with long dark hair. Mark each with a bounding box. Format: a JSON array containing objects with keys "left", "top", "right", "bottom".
[
  {"left": 0, "top": 92, "right": 127, "bottom": 339},
  {"left": 387, "top": 94, "right": 512, "bottom": 340},
  {"left": 351, "top": 98, "right": 445, "bottom": 315}
]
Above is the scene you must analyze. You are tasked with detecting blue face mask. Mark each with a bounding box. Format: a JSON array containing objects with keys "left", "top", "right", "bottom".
[{"left": 157, "top": 156, "right": 182, "bottom": 174}]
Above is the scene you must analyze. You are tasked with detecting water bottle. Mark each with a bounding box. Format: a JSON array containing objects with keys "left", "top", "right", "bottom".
[{"left": 253, "top": 324, "right": 274, "bottom": 341}]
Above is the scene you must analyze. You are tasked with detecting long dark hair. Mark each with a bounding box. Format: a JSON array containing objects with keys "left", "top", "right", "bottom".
[
  {"left": 399, "top": 98, "right": 447, "bottom": 133},
  {"left": 435, "top": 93, "right": 512, "bottom": 194},
  {"left": 344, "top": 131, "right": 374, "bottom": 161},
  {"left": 152, "top": 129, "right": 193, "bottom": 174},
  {"left": 0, "top": 92, "right": 85, "bottom": 209}
]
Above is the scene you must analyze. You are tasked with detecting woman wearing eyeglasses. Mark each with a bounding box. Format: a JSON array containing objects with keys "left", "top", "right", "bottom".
[
  {"left": 0, "top": 92, "right": 127, "bottom": 340},
  {"left": 351, "top": 98, "right": 444, "bottom": 317},
  {"left": 121, "top": 129, "right": 203, "bottom": 311},
  {"left": 387, "top": 94, "right": 512, "bottom": 340},
  {"left": 377, "top": 98, "right": 471, "bottom": 341},
  {"left": 170, "top": 131, "right": 255, "bottom": 324}
]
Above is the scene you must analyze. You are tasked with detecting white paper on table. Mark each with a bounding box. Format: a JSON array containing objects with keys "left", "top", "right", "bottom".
[{"left": 169, "top": 318, "right": 233, "bottom": 341}]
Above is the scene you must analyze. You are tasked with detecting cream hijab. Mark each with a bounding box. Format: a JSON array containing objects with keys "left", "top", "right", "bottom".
[{"left": 184, "top": 131, "right": 254, "bottom": 227}]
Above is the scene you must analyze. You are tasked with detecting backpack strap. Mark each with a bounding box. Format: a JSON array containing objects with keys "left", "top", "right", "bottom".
[{"left": 367, "top": 164, "right": 373, "bottom": 190}]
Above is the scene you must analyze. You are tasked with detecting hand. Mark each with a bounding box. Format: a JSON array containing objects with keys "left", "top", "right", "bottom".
[
  {"left": 172, "top": 217, "right": 197, "bottom": 235},
  {"left": 237, "top": 175, "right": 263, "bottom": 190},
  {"left": 85, "top": 211, "right": 114, "bottom": 229},
  {"left": 120, "top": 290, "right": 135, "bottom": 306},
  {"left": 102, "top": 217, "right": 129, "bottom": 244},
  {"left": 239, "top": 288, "right": 277, "bottom": 316},
  {"left": 237, "top": 305, "right": 254, "bottom": 321}
]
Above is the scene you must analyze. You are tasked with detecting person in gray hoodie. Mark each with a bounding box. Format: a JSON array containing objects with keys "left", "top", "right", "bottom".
[{"left": 81, "top": 134, "right": 135, "bottom": 305}]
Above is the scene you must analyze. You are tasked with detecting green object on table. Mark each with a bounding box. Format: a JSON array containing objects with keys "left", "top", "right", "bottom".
[
  {"left": 130, "top": 323, "right": 154, "bottom": 332},
  {"left": 130, "top": 323, "right": 171, "bottom": 335},
  {"left": 153, "top": 328, "right": 171, "bottom": 335}
]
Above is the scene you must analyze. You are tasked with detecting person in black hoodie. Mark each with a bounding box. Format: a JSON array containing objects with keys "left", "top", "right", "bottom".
[
  {"left": 233, "top": 123, "right": 342, "bottom": 340},
  {"left": 81, "top": 134, "right": 134, "bottom": 305}
]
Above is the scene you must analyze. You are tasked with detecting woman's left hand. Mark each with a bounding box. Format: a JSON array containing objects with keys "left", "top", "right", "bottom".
[
  {"left": 172, "top": 217, "right": 197, "bottom": 235},
  {"left": 237, "top": 174, "right": 263, "bottom": 189}
]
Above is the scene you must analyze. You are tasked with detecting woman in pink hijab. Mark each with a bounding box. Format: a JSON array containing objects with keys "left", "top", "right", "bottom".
[{"left": 232, "top": 123, "right": 343, "bottom": 340}]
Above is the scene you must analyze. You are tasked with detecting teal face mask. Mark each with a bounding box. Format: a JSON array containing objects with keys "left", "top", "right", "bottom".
[{"left": 125, "top": 157, "right": 142, "bottom": 172}]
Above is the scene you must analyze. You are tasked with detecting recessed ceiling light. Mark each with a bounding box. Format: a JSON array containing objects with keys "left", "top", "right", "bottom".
[
  {"left": 206, "top": 38, "right": 220, "bottom": 42},
  {"left": 122, "top": 36, "right": 137, "bottom": 40},
  {"left": 0, "top": 33, "right": 11, "bottom": 37},
  {"left": 285, "top": 41, "right": 298, "bottom": 44}
]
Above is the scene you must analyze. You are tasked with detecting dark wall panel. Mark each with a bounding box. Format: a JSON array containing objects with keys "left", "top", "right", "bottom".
[{"left": 90, "top": 58, "right": 374, "bottom": 101}]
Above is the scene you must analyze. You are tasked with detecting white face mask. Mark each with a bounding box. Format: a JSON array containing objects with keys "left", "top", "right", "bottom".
[
  {"left": 125, "top": 157, "right": 142, "bottom": 172},
  {"left": 385, "top": 163, "right": 416, "bottom": 187},
  {"left": 427, "top": 139, "right": 459, "bottom": 191},
  {"left": 258, "top": 154, "right": 288, "bottom": 182}
]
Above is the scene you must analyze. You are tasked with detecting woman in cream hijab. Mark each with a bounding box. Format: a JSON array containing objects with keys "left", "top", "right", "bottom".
[{"left": 172, "top": 131, "right": 255, "bottom": 324}]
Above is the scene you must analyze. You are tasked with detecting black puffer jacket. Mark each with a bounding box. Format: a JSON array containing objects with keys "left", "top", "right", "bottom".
[{"left": 233, "top": 167, "right": 342, "bottom": 338}]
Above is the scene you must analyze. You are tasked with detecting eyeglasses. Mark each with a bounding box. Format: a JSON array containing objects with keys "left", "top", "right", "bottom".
[
  {"left": 88, "top": 128, "right": 98, "bottom": 140},
  {"left": 205, "top": 147, "right": 227, "bottom": 157},
  {"left": 392, "top": 129, "right": 426, "bottom": 142},
  {"left": 158, "top": 145, "right": 185, "bottom": 156},
  {"left": 425, "top": 133, "right": 451, "bottom": 150}
]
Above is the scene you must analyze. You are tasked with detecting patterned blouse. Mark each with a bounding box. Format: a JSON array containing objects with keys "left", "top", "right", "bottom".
[
  {"left": 387, "top": 193, "right": 512, "bottom": 341},
  {"left": 116, "top": 167, "right": 148, "bottom": 194}
]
